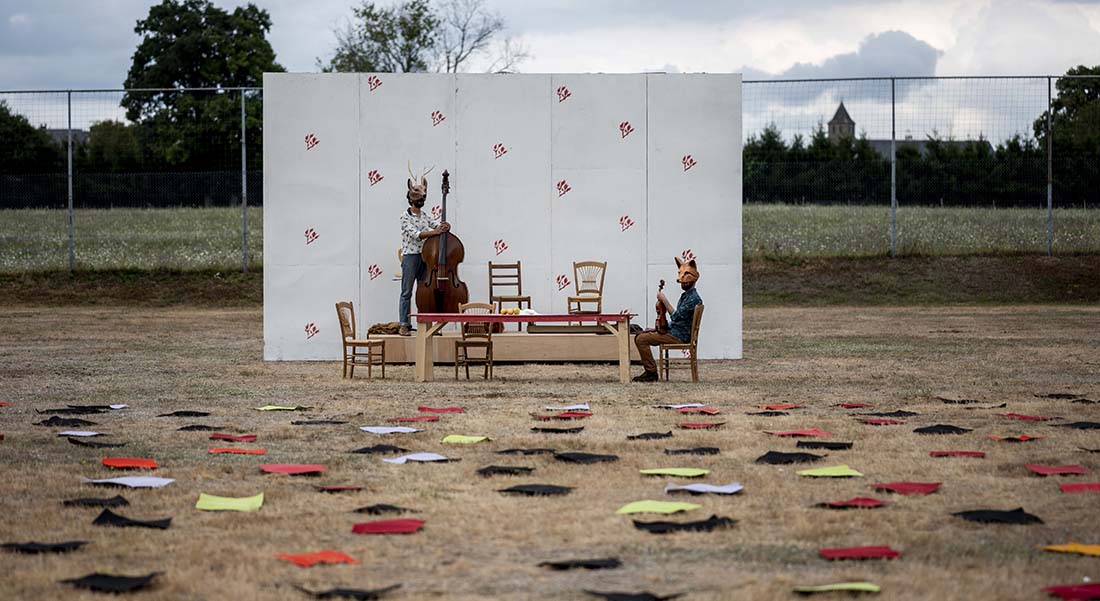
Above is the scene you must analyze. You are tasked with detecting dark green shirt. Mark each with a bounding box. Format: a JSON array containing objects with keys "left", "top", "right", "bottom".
[{"left": 669, "top": 287, "right": 702, "bottom": 343}]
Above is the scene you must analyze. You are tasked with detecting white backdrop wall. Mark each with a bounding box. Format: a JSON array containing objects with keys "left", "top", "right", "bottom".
[{"left": 263, "top": 72, "right": 742, "bottom": 361}]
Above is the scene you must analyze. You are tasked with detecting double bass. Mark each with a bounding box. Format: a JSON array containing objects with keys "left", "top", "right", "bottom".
[
  {"left": 415, "top": 170, "right": 469, "bottom": 314},
  {"left": 654, "top": 279, "right": 669, "bottom": 334}
]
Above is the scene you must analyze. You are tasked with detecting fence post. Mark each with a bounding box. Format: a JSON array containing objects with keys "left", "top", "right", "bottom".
[
  {"left": 1046, "top": 76, "right": 1053, "bottom": 256},
  {"left": 890, "top": 78, "right": 897, "bottom": 257},
  {"left": 67, "top": 90, "right": 74, "bottom": 273},
  {"left": 241, "top": 90, "right": 248, "bottom": 273}
]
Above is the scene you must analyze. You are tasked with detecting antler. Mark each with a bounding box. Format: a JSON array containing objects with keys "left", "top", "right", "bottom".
[
  {"left": 407, "top": 161, "right": 416, "bottom": 181},
  {"left": 421, "top": 165, "right": 435, "bottom": 179}
]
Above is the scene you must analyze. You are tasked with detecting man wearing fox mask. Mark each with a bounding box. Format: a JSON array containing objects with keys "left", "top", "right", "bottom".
[
  {"left": 397, "top": 171, "right": 449, "bottom": 336},
  {"left": 632, "top": 257, "right": 702, "bottom": 382}
]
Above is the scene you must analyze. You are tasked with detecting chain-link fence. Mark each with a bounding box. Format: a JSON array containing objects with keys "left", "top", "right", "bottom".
[{"left": 1, "top": 76, "right": 1097, "bottom": 272}]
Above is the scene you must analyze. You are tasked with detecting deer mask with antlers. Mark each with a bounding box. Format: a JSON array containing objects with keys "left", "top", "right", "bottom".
[{"left": 406, "top": 163, "right": 434, "bottom": 207}]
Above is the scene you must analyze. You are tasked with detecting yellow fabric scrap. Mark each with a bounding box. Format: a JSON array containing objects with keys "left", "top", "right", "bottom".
[
  {"left": 195, "top": 492, "right": 264, "bottom": 512},
  {"left": 794, "top": 582, "right": 881, "bottom": 594},
  {"left": 441, "top": 435, "right": 491, "bottom": 444},
  {"left": 1044, "top": 543, "right": 1100, "bottom": 557},
  {"left": 639, "top": 467, "right": 710, "bottom": 478},
  {"left": 797, "top": 464, "right": 864, "bottom": 477},
  {"left": 615, "top": 500, "right": 701, "bottom": 515}
]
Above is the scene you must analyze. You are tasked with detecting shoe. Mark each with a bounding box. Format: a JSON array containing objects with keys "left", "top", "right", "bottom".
[
  {"left": 632, "top": 370, "right": 659, "bottom": 383},
  {"left": 398, "top": 326, "right": 411, "bottom": 336}
]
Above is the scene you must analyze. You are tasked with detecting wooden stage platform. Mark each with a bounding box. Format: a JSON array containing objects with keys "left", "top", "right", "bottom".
[{"left": 372, "top": 330, "right": 642, "bottom": 363}]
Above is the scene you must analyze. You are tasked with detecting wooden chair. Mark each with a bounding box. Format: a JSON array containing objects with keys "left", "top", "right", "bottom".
[
  {"left": 488, "top": 261, "right": 531, "bottom": 331},
  {"left": 335, "top": 301, "right": 385, "bottom": 379},
  {"left": 455, "top": 302, "right": 495, "bottom": 380},
  {"left": 568, "top": 260, "right": 607, "bottom": 314},
  {"left": 659, "top": 304, "right": 705, "bottom": 382}
]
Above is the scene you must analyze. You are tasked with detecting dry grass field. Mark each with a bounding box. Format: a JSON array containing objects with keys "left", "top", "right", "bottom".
[{"left": 1, "top": 305, "right": 1098, "bottom": 600}]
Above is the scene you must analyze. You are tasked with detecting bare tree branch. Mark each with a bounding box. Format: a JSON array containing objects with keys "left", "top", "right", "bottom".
[
  {"left": 485, "top": 36, "right": 531, "bottom": 74},
  {"left": 436, "top": 0, "right": 505, "bottom": 73}
]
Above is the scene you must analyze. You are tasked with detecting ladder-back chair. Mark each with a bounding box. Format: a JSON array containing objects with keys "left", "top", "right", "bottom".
[
  {"left": 659, "top": 304, "right": 705, "bottom": 382},
  {"left": 335, "top": 301, "right": 385, "bottom": 379},
  {"left": 455, "top": 302, "right": 495, "bottom": 380},
  {"left": 568, "top": 260, "right": 607, "bottom": 314},
  {"left": 488, "top": 261, "right": 531, "bottom": 331}
]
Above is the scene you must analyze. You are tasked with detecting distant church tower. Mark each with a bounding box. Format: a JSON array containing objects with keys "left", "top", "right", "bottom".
[{"left": 828, "top": 101, "right": 855, "bottom": 142}]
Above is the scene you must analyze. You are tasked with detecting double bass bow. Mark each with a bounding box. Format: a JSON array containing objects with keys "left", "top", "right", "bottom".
[
  {"left": 415, "top": 170, "right": 469, "bottom": 315},
  {"left": 654, "top": 279, "right": 669, "bottom": 334}
]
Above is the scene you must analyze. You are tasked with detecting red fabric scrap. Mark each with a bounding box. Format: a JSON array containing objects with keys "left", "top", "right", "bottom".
[
  {"left": 387, "top": 415, "right": 439, "bottom": 423},
  {"left": 825, "top": 497, "right": 888, "bottom": 508},
  {"left": 276, "top": 550, "right": 358, "bottom": 567},
  {"left": 0, "top": 402, "right": 8, "bottom": 407},
  {"left": 1060, "top": 482, "right": 1100, "bottom": 493},
  {"left": 758, "top": 403, "right": 802, "bottom": 410},
  {"left": 676, "top": 407, "right": 721, "bottom": 415},
  {"left": 260, "top": 464, "right": 326, "bottom": 475},
  {"left": 418, "top": 406, "right": 465, "bottom": 413},
  {"left": 1000, "top": 413, "right": 1054, "bottom": 421},
  {"left": 988, "top": 435, "right": 1044, "bottom": 442},
  {"left": 533, "top": 412, "right": 593, "bottom": 420},
  {"left": 930, "top": 451, "right": 985, "bottom": 458},
  {"left": 210, "top": 433, "right": 257, "bottom": 442},
  {"left": 1026, "top": 464, "right": 1090, "bottom": 476},
  {"left": 678, "top": 422, "right": 725, "bottom": 430},
  {"left": 836, "top": 403, "right": 873, "bottom": 409},
  {"left": 351, "top": 519, "right": 425, "bottom": 534},
  {"left": 819, "top": 545, "right": 900, "bottom": 560},
  {"left": 873, "top": 481, "right": 941, "bottom": 495},
  {"left": 766, "top": 428, "right": 833, "bottom": 437},
  {"left": 862, "top": 418, "right": 905, "bottom": 425},
  {"left": 1044, "top": 583, "right": 1100, "bottom": 600},
  {"left": 101, "top": 458, "right": 157, "bottom": 470}
]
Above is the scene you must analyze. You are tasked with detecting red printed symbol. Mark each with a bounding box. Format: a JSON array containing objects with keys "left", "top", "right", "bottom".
[
  {"left": 556, "top": 179, "right": 571, "bottom": 197},
  {"left": 556, "top": 85, "right": 571, "bottom": 103},
  {"left": 367, "top": 75, "right": 382, "bottom": 92},
  {"left": 682, "top": 154, "right": 697, "bottom": 171},
  {"left": 556, "top": 274, "right": 571, "bottom": 291},
  {"left": 368, "top": 169, "right": 383, "bottom": 186},
  {"left": 619, "top": 121, "right": 634, "bottom": 138},
  {"left": 431, "top": 110, "right": 446, "bottom": 127},
  {"left": 619, "top": 215, "right": 635, "bottom": 232},
  {"left": 304, "top": 228, "right": 319, "bottom": 245},
  {"left": 304, "top": 322, "right": 320, "bottom": 339},
  {"left": 367, "top": 264, "right": 383, "bottom": 281},
  {"left": 681, "top": 248, "right": 696, "bottom": 262},
  {"left": 493, "top": 239, "right": 508, "bottom": 256},
  {"left": 493, "top": 143, "right": 508, "bottom": 159},
  {"left": 304, "top": 134, "right": 319, "bottom": 151},
  {"left": 430, "top": 205, "right": 442, "bottom": 220}
]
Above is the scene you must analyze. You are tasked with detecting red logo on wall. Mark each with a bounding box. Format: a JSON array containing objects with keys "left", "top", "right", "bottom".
[
  {"left": 619, "top": 121, "right": 634, "bottom": 138},
  {"left": 556, "top": 179, "right": 571, "bottom": 197},
  {"left": 304, "top": 134, "right": 319, "bottom": 151},
  {"left": 430, "top": 205, "right": 442, "bottom": 220},
  {"left": 493, "top": 239, "right": 508, "bottom": 255},
  {"left": 682, "top": 154, "right": 697, "bottom": 171},
  {"left": 367, "top": 169, "right": 383, "bottom": 186},
  {"left": 493, "top": 143, "right": 508, "bottom": 159},
  {"left": 367, "top": 264, "right": 383, "bottom": 281},
  {"left": 681, "top": 248, "right": 696, "bottom": 262},
  {"left": 304, "top": 228, "right": 319, "bottom": 245},
  {"left": 619, "top": 215, "right": 635, "bottom": 232},
  {"left": 367, "top": 75, "right": 382, "bottom": 92},
  {"left": 431, "top": 110, "right": 446, "bottom": 126},
  {"left": 304, "top": 322, "right": 320, "bottom": 339},
  {"left": 556, "top": 85, "right": 571, "bottom": 102},
  {"left": 556, "top": 274, "right": 571, "bottom": 291}
]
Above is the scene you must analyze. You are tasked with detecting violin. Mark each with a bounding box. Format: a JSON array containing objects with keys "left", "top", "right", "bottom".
[
  {"left": 416, "top": 170, "right": 469, "bottom": 315},
  {"left": 655, "top": 279, "right": 669, "bottom": 335}
]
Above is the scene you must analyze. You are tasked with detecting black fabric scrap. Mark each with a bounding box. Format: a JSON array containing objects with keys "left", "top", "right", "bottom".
[
  {"left": 627, "top": 432, "right": 673, "bottom": 440},
  {"left": 157, "top": 410, "right": 209, "bottom": 417},
  {"left": 1071, "top": 398, "right": 1097, "bottom": 404},
  {"left": 1035, "top": 393, "right": 1081, "bottom": 399},
  {"left": 61, "top": 573, "right": 160, "bottom": 593},
  {"left": 553, "top": 452, "right": 618, "bottom": 464},
  {"left": 292, "top": 420, "right": 349, "bottom": 425},
  {"left": 755, "top": 451, "right": 824, "bottom": 464},
  {"left": 746, "top": 411, "right": 788, "bottom": 416},
  {"left": 797, "top": 441, "right": 853, "bottom": 450},
  {"left": 64, "top": 495, "right": 129, "bottom": 508},
  {"left": 355, "top": 504, "right": 417, "bottom": 515},
  {"left": 913, "top": 424, "right": 973, "bottom": 435},
  {"left": 295, "top": 584, "right": 402, "bottom": 600},
  {"left": 862, "top": 410, "right": 919, "bottom": 418},
  {"left": 2, "top": 541, "right": 87, "bottom": 554},
  {"left": 499, "top": 484, "right": 573, "bottom": 496},
  {"left": 67, "top": 437, "right": 126, "bottom": 448},
  {"left": 584, "top": 591, "right": 683, "bottom": 601},
  {"left": 665, "top": 447, "right": 720, "bottom": 456},
  {"left": 1057, "top": 421, "right": 1100, "bottom": 430},
  {"left": 965, "top": 403, "right": 1007, "bottom": 410},
  {"left": 37, "top": 407, "right": 107, "bottom": 415},
  {"left": 531, "top": 426, "right": 584, "bottom": 434},
  {"left": 936, "top": 397, "right": 979, "bottom": 404},
  {"left": 177, "top": 424, "right": 223, "bottom": 431},
  {"left": 35, "top": 416, "right": 97, "bottom": 427},
  {"left": 92, "top": 509, "right": 171, "bottom": 530},
  {"left": 497, "top": 448, "right": 556, "bottom": 455},
  {"left": 538, "top": 558, "right": 622, "bottom": 570},
  {"left": 952, "top": 507, "right": 1042, "bottom": 525},
  {"left": 350, "top": 445, "right": 409, "bottom": 454},
  {"left": 477, "top": 465, "right": 534, "bottom": 476},
  {"left": 1080, "top": 447, "right": 1100, "bottom": 453},
  {"left": 632, "top": 514, "right": 736, "bottom": 534}
]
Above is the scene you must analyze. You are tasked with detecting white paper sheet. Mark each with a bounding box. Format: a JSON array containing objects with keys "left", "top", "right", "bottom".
[
  {"left": 382, "top": 452, "right": 452, "bottom": 464},
  {"left": 664, "top": 482, "right": 744, "bottom": 495},
  {"left": 59, "top": 431, "right": 101, "bottom": 437},
  {"left": 654, "top": 403, "right": 705, "bottom": 409},
  {"left": 544, "top": 403, "right": 590, "bottom": 411},
  {"left": 82, "top": 476, "right": 176, "bottom": 488},
  {"left": 360, "top": 426, "right": 422, "bottom": 435}
]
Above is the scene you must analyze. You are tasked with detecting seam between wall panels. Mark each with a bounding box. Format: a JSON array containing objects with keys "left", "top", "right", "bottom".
[
  {"left": 357, "top": 74, "right": 363, "bottom": 329},
  {"left": 548, "top": 75, "right": 553, "bottom": 312},
  {"left": 645, "top": 75, "right": 650, "bottom": 302}
]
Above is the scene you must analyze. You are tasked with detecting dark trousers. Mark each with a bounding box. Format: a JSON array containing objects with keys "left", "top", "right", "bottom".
[
  {"left": 634, "top": 331, "right": 682, "bottom": 373},
  {"left": 399, "top": 253, "right": 423, "bottom": 328}
]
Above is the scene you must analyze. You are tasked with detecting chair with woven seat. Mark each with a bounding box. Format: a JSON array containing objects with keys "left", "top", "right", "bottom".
[
  {"left": 335, "top": 301, "right": 385, "bottom": 379},
  {"left": 659, "top": 304, "right": 705, "bottom": 382},
  {"left": 568, "top": 260, "right": 607, "bottom": 314},
  {"left": 488, "top": 261, "right": 531, "bottom": 331},
  {"left": 455, "top": 302, "right": 495, "bottom": 380}
]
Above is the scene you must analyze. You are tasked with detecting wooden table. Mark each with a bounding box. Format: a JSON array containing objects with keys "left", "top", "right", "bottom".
[{"left": 410, "top": 313, "right": 636, "bottom": 383}]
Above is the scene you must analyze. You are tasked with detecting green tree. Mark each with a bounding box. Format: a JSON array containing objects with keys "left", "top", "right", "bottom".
[
  {"left": 1033, "top": 65, "right": 1100, "bottom": 205},
  {"left": 321, "top": 0, "right": 439, "bottom": 73},
  {"left": 0, "top": 100, "right": 63, "bottom": 174},
  {"left": 83, "top": 121, "right": 141, "bottom": 172}
]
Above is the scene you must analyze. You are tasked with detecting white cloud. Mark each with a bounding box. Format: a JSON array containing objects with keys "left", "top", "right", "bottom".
[{"left": 8, "top": 13, "right": 31, "bottom": 27}]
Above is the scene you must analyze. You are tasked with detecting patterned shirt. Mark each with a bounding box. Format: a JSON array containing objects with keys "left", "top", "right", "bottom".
[
  {"left": 668, "top": 287, "right": 702, "bottom": 343},
  {"left": 400, "top": 208, "right": 440, "bottom": 256}
]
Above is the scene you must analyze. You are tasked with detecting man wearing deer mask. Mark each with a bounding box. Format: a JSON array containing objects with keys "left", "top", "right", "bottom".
[
  {"left": 632, "top": 257, "right": 702, "bottom": 382},
  {"left": 398, "top": 171, "right": 449, "bottom": 336}
]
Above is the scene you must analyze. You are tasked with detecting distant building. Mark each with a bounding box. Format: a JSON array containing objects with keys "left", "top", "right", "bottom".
[{"left": 827, "top": 103, "right": 991, "bottom": 157}]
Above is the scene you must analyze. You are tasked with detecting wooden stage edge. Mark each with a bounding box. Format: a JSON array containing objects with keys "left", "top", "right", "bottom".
[{"left": 373, "top": 331, "right": 642, "bottom": 364}]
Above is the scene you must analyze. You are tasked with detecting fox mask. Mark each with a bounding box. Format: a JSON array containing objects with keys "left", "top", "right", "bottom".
[{"left": 675, "top": 257, "right": 699, "bottom": 284}]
